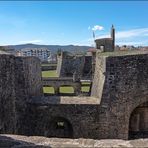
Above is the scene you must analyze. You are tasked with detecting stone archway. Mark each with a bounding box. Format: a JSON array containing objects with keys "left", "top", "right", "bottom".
[
  {"left": 46, "top": 117, "right": 73, "bottom": 138},
  {"left": 129, "top": 101, "right": 148, "bottom": 139}
]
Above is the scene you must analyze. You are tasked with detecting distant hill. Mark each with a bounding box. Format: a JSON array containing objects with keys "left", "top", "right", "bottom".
[{"left": 4, "top": 44, "right": 92, "bottom": 54}]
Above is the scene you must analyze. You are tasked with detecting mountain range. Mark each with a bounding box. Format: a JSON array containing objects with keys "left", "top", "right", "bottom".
[{"left": 4, "top": 44, "right": 92, "bottom": 54}]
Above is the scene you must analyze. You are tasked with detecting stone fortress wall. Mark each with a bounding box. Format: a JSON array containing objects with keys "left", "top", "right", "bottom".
[
  {"left": 0, "top": 54, "right": 43, "bottom": 135},
  {"left": 0, "top": 25, "right": 147, "bottom": 140},
  {"left": 91, "top": 52, "right": 148, "bottom": 139},
  {"left": 56, "top": 25, "right": 115, "bottom": 80},
  {"left": 56, "top": 51, "right": 92, "bottom": 79},
  {"left": 0, "top": 51, "right": 147, "bottom": 140},
  {"left": 0, "top": 54, "right": 16, "bottom": 134}
]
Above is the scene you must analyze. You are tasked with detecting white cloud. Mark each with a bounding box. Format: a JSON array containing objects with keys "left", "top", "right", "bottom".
[
  {"left": 92, "top": 25, "right": 104, "bottom": 31},
  {"left": 19, "top": 40, "right": 42, "bottom": 44},
  {"left": 85, "top": 27, "right": 148, "bottom": 46},
  {"left": 116, "top": 28, "right": 148, "bottom": 39},
  {"left": 94, "top": 27, "right": 148, "bottom": 39},
  {"left": 97, "top": 28, "right": 148, "bottom": 39}
]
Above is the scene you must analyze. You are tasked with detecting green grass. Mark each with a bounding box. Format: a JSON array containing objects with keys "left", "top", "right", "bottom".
[
  {"left": 42, "top": 70, "right": 58, "bottom": 78},
  {"left": 81, "top": 82, "right": 91, "bottom": 85},
  {"left": 42, "top": 70, "right": 91, "bottom": 94},
  {"left": 43, "top": 86, "right": 90, "bottom": 94},
  {"left": 43, "top": 86, "right": 74, "bottom": 94},
  {"left": 43, "top": 87, "right": 55, "bottom": 94},
  {"left": 81, "top": 86, "right": 90, "bottom": 92},
  {"left": 60, "top": 86, "right": 74, "bottom": 93},
  {"left": 41, "top": 64, "right": 50, "bottom": 66}
]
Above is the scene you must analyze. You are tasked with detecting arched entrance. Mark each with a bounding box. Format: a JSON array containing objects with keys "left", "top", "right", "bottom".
[
  {"left": 129, "top": 102, "right": 148, "bottom": 139},
  {"left": 46, "top": 117, "right": 73, "bottom": 138}
]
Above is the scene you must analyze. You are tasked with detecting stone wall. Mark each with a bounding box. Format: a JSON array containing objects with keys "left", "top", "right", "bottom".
[
  {"left": 56, "top": 53, "right": 63, "bottom": 76},
  {"left": 0, "top": 52, "right": 148, "bottom": 140},
  {"left": 26, "top": 102, "right": 100, "bottom": 139},
  {"left": 82, "top": 56, "right": 92, "bottom": 78},
  {"left": 0, "top": 54, "right": 43, "bottom": 135},
  {"left": 0, "top": 54, "right": 16, "bottom": 134},
  {"left": 93, "top": 53, "right": 148, "bottom": 139},
  {"left": 56, "top": 52, "right": 92, "bottom": 79},
  {"left": 95, "top": 38, "right": 114, "bottom": 52},
  {"left": 14, "top": 56, "right": 43, "bottom": 134},
  {"left": 91, "top": 55, "right": 106, "bottom": 100}
]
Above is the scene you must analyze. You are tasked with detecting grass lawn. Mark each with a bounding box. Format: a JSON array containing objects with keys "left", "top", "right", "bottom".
[
  {"left": 43, "top": 87, "right": 55, "bottom": 94},
  {"left": 41, "top": 64, "right": 50, "bottom": 66},
  {"left": 81, "top": 82, "right": 91, "bottom": 85},
  {"left": 81, "top": 86, "right": 90, "bottom": 92},
  {"left": 60, "top": 86, "right": 74, "bottom": 93},
  {"left": 42, "top": 70, "right": 58, "bottom": 77},
  {"left": 43, "top": 86, "right": 90, "bottom": 94},
  {"left": 42, "top": 70, "right": 90, "bottom": 94},
  {"left": 43, "top": 86, "right": 74, "bottom": 94}
]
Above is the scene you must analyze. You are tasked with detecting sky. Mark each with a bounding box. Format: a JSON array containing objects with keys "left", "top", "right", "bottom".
[{"left": 0, "top": 1, "right": 148, "bottom": 46}]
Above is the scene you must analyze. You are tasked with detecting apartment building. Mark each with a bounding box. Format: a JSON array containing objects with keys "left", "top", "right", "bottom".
[{"left": 17, "top": 48, "right": 51, "bottom": 62}]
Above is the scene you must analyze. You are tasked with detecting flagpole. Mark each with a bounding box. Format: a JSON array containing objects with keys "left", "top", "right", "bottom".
[{"left": 93, "top": 31, "right": 95, "bottom": 48}]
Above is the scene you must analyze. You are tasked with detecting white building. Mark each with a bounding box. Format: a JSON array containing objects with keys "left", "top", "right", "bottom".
[{"left": 17, "top": 48, "right": 51, "bottom": 62}]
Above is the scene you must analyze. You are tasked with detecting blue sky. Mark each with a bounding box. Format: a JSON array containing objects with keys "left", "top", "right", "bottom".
[{"left": 0, "top": 1, "right": 148, "bottom": 46}]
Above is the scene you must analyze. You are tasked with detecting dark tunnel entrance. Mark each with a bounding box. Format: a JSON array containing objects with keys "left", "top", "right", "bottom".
[
  {"left": 46, "top": 117, "right": 73, "bottom": 138},
  {"left": 129, "top": 102, "right": 148, "bottom": 139}
]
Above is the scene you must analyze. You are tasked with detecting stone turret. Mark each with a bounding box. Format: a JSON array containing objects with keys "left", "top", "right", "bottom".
[
  {"left": 111, "top": 24, "right": 115, "bottom": 50},
  {"left": 95, "top": 25, "right": 115, "bottom": 52}
]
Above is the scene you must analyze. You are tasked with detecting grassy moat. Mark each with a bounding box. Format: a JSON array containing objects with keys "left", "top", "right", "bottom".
[
  {"left": 42, "top": 70, "right": 58, "bottom": 78},
  {"left": 42, "top": 70, "right": 90, "bottom": 94}
]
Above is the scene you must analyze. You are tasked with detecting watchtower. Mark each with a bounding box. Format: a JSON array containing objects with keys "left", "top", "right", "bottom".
[{"left": 95, "top": 25, "right": 115, "bottom": 52}]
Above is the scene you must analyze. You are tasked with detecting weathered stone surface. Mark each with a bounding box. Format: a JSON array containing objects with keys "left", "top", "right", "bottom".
[
  {"left": 56, "top": 51, "right": 92, "bottom": 79},
  {"left": 0, "top": 54, "right": 16, "bottom": 134},
  {"left": 95, "top": 25, "right": 115, "bottom": 52},
  {"left": 0, "top": 54, "right": 43, "bottom": 135},
  {"left": 29, "top": 96, "right": 99, "bottom": 105},
  {"left": 14, "top": 56, "right": 43, "bottom": 135},
  {"left": 0, "top": 134, "right": 148, "bottom": 147},
  {"left": 0, "top": 51, "right": 148, "bottom": 140},
  {"left": 95, "top": 53, "right": 148, "bottom": 139}
]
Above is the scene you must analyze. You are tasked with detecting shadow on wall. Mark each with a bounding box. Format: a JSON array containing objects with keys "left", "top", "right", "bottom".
[{"left": 0, "top": 135, "right": 51, "bottom": 147}]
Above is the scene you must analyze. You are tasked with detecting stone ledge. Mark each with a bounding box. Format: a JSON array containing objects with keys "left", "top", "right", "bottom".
[
  {"left": 0, "top": 134, "right": 148, "bottom": 147},
  {"left": 29, "top": 96, "right": 100, "bottom": 105}
]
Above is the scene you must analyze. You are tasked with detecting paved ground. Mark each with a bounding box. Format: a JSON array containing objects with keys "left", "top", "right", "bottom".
[
  {"left": 0, "top": 134, "right": 148, "bottom": 147},
  {"left": 30, "top": 96, "right": 100, "bottom": 105}
]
